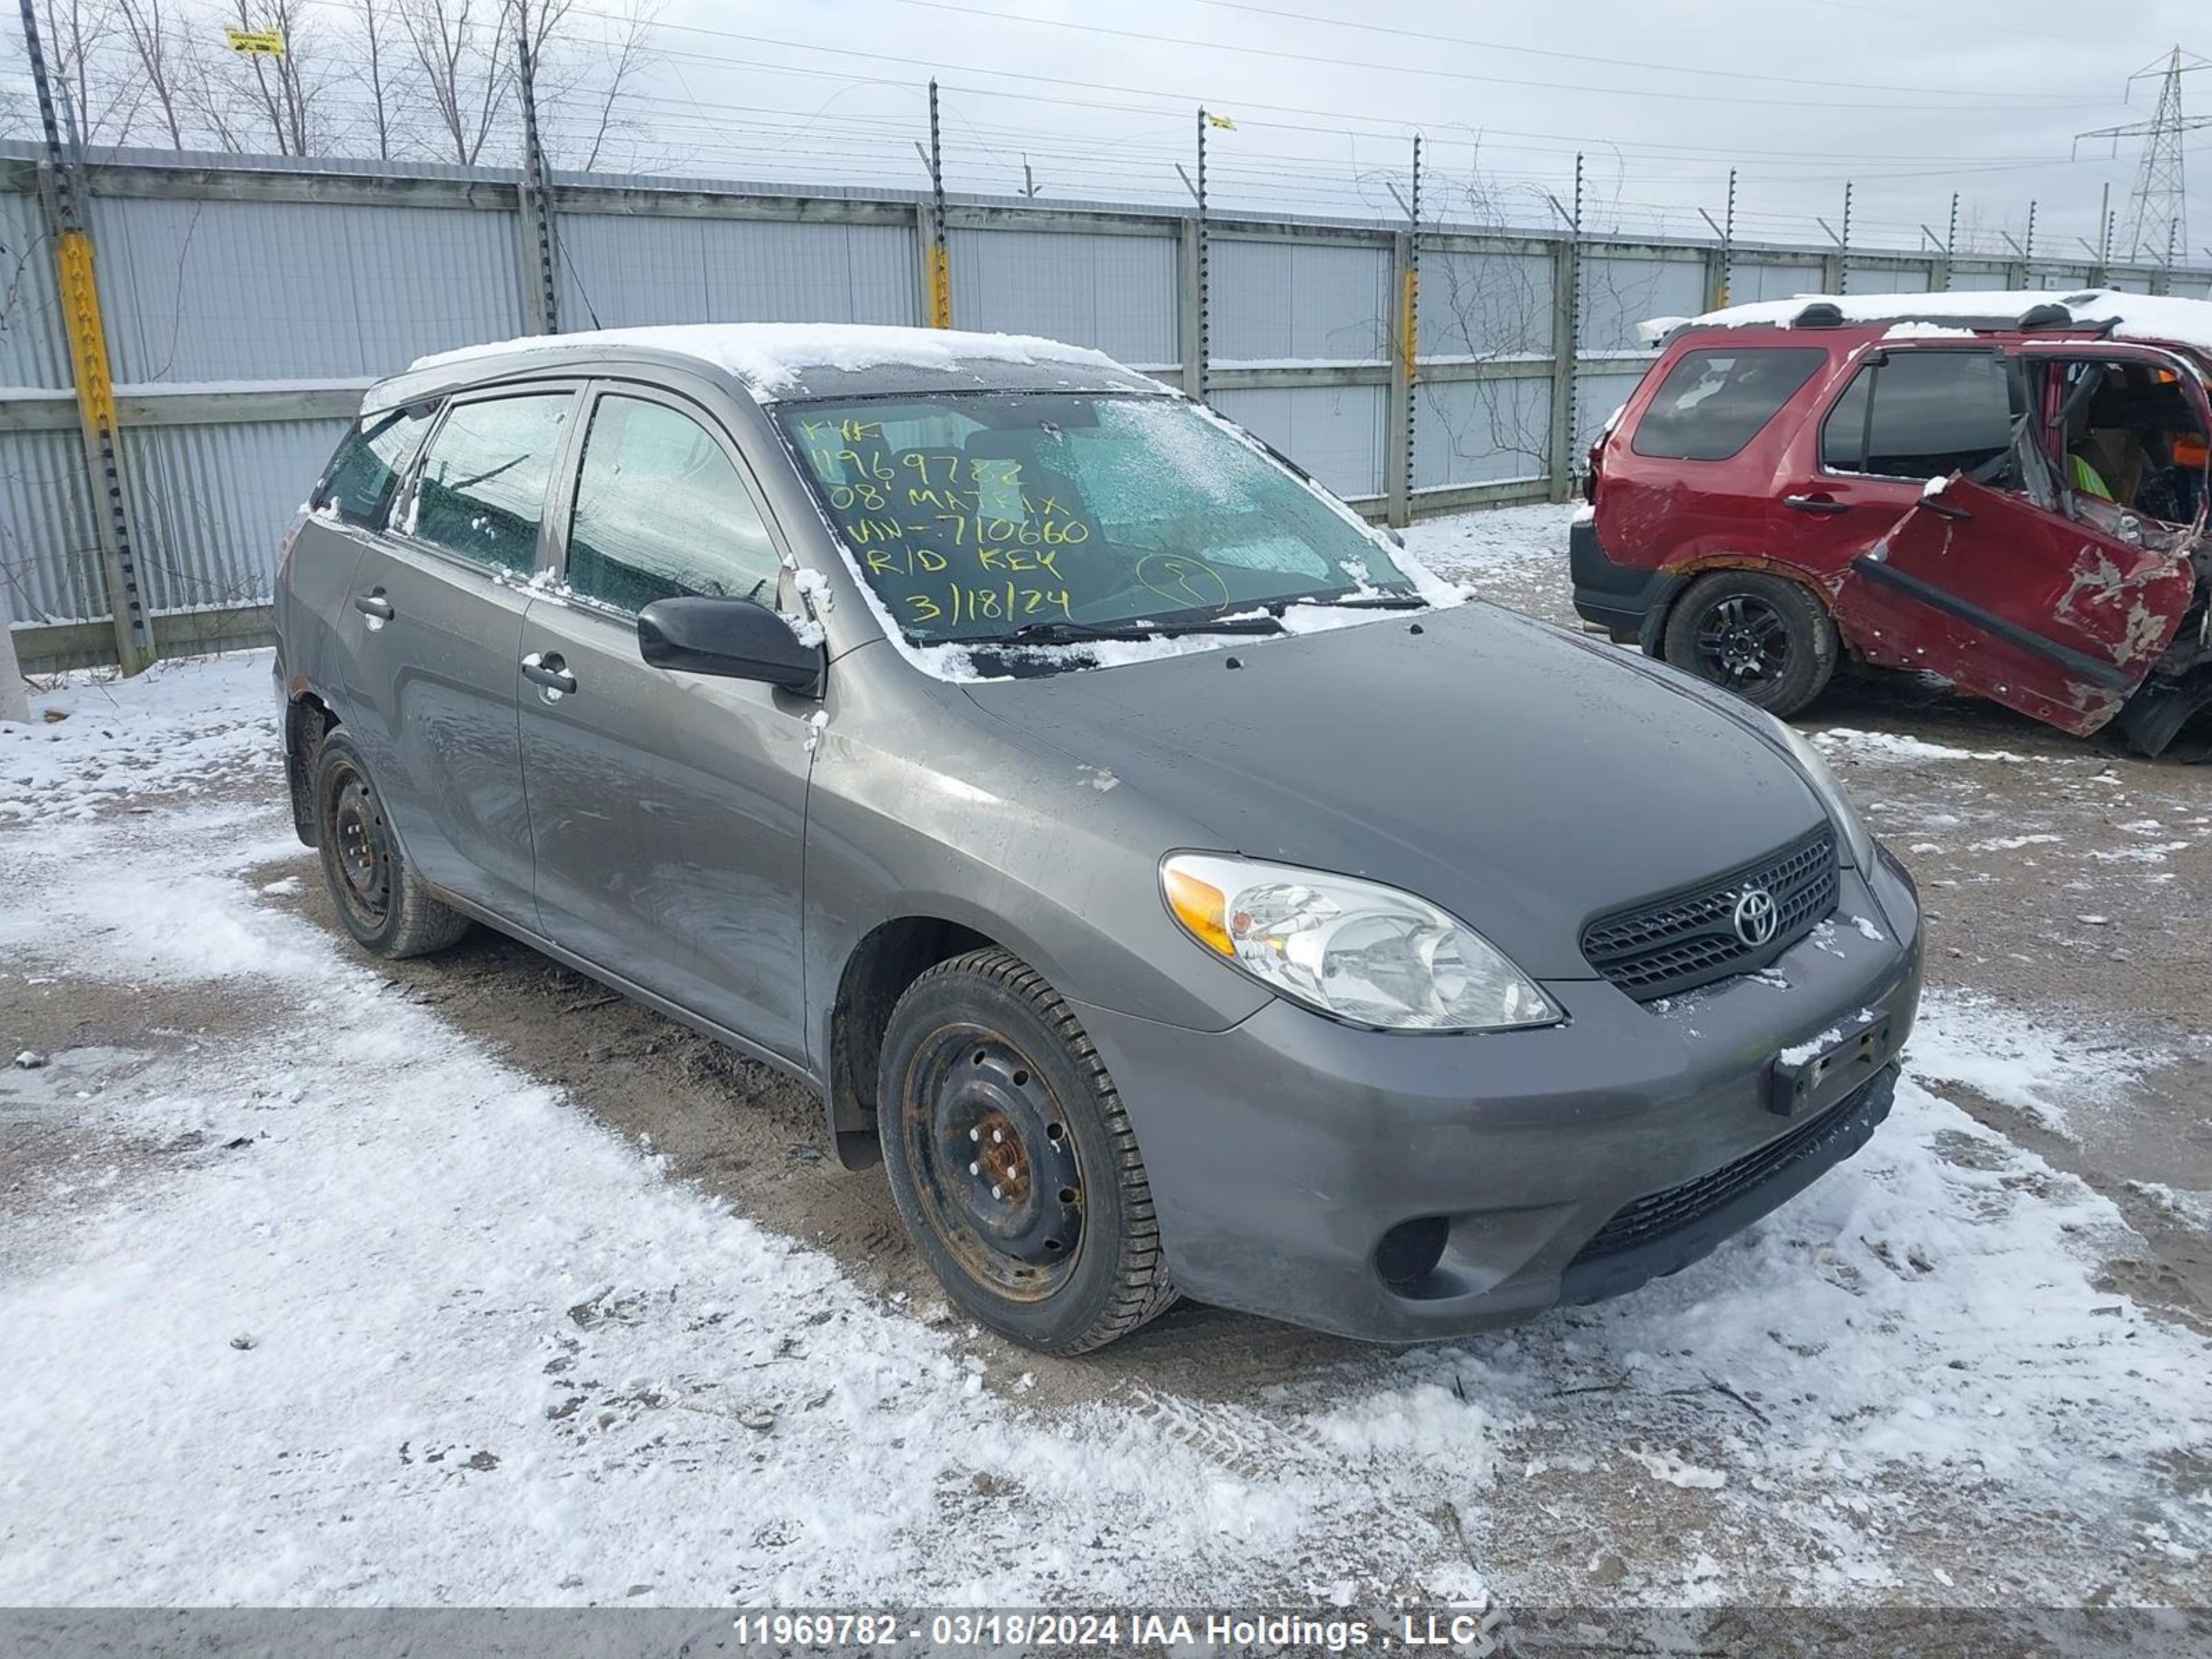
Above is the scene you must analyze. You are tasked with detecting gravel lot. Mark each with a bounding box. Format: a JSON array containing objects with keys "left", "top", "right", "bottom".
[{"left": 3, "top": 504, "right": 2207, "bottom": 1639}]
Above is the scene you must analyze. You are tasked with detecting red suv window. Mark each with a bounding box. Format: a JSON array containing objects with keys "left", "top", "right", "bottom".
[{"left": 1629, "top": 346, "right": 1828, "bottom": 462}]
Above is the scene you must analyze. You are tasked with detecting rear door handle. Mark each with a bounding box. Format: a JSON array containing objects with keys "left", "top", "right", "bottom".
[
  {"left": 521, "top": 651, "right": 579, "bottom": 697},
  {"left": 353, "top": 590, "right": 394, "bottom": 623},
  {"left": 1782, "top": 494, "right": 1850, "bottom": 516}
]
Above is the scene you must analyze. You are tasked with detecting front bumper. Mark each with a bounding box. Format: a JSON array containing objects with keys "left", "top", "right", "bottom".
[{"left": 1075, "top": 855, "right": 1923, "bottom": 1343}]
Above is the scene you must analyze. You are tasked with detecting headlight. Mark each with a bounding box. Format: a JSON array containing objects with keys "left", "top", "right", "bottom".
[
  {"left": 1772, "top": 719, "right": 1875, "bottom": 870},
  {"left": 1160, "top": 854, "right": 1558, "bottom": 1032}
]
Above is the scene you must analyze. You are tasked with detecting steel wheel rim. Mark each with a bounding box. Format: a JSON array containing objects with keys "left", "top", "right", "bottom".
[
  {"left": 328, "top": 767, "right": 393, "bottom": 930},
  {"left": 1694, "top": 592, "right": 1791, "bottom": 688},
  {"left": 901, "top": 1023, "right": 1086, "bottom": 1302}
]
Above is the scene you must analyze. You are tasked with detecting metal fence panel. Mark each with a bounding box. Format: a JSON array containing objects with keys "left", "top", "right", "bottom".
[
  {"left": 1414, "top": 377, "right": 1551, "bottom": 489},
  {"left": 560, "top": 216, "right": 918, "bottom": 330},
  {"left": 950, "top": 227, "right": 1178, "bottom": 366},
  {"left": 1842, "top": 263, "right": 1938, "bottom": 294},
  {"left": 1213, "top": 384, "right": 1385, "bottom": 498},
  {"left": 1418, "top": 250, "right": 1553, "bottom": 361},
  {"left": 1580, "top": 254, "right": 1705, "bottom": 353},
  {"left": 0, "top": 429, "right": 104, "bottom": 623},
  {"left": 89, "top": 194, "right": 527, "bottom": 382},
  {"left": 1731, "top": 262, "right": 1825, "bottom": 303},
  {"left": 119, "top": 418, "right": 348, "bottom": 615},
  {"left": 699, "top": 220, "right": 918, "bottom": 326},
  {"left": 0, "top": 189, "right": 71, "bottom": 389},
  {"left": 1210, "top": 238, "right": 1389, "bottom": 364},
  {"left": 1575, "top": 369, "right": 1649, "bottom": 455}
]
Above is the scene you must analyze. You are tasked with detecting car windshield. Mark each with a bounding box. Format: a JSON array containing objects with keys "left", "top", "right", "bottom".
[{"left": 774, "top": 391, "right": 1417, "bottom": 646}]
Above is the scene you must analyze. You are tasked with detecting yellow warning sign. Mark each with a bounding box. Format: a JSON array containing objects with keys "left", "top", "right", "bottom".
[
  {"left": 1204, "top": 112, "right": 1237, "bottom": 130},
  {"left": 223, "top": 27, "right": 285, "bottom": 56}
]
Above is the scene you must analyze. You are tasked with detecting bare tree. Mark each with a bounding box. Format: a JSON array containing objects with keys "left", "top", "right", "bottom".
[
  {"left": 113, "top": 0, "right": 191, "bottom": 147},
  {"left": 209, "top": 0, "right": 327, "bottom": 155},
  {"left": 35, "top": 0, "right": 144, "bottom": 147},
  {"left": 353, "top": 0, "right": 402, "bottom": 160},
  {"left": 398, "top": 0, "right": 511, "bottom": 165}
]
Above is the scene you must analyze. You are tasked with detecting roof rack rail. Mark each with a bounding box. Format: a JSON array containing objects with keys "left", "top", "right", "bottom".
[
  {"left": 2015, "top": 302, "right": 2074, "bottom": 330},
  {"left": 1791, "top": 301, "right": 1845, "bottom": 328}
]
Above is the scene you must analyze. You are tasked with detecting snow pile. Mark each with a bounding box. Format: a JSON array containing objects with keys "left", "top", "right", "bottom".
[
  {"left": 1904, "top": 990, "right": 2145, "bottom": 1134},
  {"left": 404, "top": 324, "right": 1127, "bottom": 402},
  {"left": 0, "top": 655, "right": 276, "bottom": 826},
  {"left": 0, "top": 801, "right": 1306, "bottom": 1605}
]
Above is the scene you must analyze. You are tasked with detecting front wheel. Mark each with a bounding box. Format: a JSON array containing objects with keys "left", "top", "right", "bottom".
[
  {"left": 1662, "top": 570, "right": 1839, "bottom": 718},
  {"left": 877, "top": 948, "right": 1177, "bottom": 1353}
]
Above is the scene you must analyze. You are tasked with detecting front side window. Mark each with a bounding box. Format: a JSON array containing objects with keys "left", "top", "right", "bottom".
[
  {"left": 407, "top": 393, "right": 572, "bottom": 575},
  {"left": 314, "top": 405, "right": 434, "bottom": 527},
  {"left": 1821, "top": 350, "right": 2016, "bottom": 478},
  {"left": 775, "top": 392, "right": 1414, "bottom": 648},
  {"left": 566, "top": 395, "right": 780, "bottom": 613},
  {"left": 1629, "top": 347, "right": 1827, "bottom": 461}
]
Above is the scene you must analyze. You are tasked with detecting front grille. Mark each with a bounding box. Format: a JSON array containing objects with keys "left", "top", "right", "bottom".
[
  {"left": 1571, "top": 1071, "right": 1882, "bottom": 1266},
  {"left": 1580, "top": 829, "right": 1838, "bottom": 1001}
]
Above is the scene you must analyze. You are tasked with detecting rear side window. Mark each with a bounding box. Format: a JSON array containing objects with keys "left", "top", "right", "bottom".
[
  {"left": 406, "top": 393, "right": 572, "bottom": 576},
  {"left": 1821, "top": 350, "right": 2015, "bottom": 477},
  {"left": 312, "top": 406, "right": 433, "bottom": 527},
  {"left": 1629, "top": 347, "right": 1827, "bottom": 461}
]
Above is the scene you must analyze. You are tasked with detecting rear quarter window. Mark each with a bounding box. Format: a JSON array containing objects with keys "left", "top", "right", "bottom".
[
  {"left": 312, "top": 406, "right": 435, "bottom": 527},
  {"left": 1629, "top": 346, "right": 1829, "bottom": 462}
]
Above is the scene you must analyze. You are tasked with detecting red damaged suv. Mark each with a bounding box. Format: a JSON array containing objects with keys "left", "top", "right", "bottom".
[{"left": 1575, "top": 290, "right": 2212, "bottom": 756}]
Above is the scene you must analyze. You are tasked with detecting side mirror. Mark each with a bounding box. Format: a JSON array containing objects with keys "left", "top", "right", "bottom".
[{"left": 637, "top": 596, "right": 823, "bottom": 697}]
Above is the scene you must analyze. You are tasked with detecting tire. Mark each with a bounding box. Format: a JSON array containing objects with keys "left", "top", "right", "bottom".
[
  {"left": 877, "top": 948, "right": 1177, "bottom": 1353},
  {"left": 310, "top": 733, "right": 470, "bottom": 959},
  {"left": 1661, "top": 570, "right": 1839, "bottom": 719}
]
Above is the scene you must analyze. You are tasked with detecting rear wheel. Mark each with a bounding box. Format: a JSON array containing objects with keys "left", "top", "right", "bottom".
[
  {"left": 877, "top": 948, "right": 1176, "bottom": 1353},
  {"left": 1662, "top": 570, "right": 1838, "bottom": 718},
  {"left": 310, "top": 735, "right": 469, "bottom": 958}
]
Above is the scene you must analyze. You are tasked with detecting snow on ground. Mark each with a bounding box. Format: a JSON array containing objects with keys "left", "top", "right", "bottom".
[{"left": 4, "top": 636, "right": 2210, "bottom": 1609}]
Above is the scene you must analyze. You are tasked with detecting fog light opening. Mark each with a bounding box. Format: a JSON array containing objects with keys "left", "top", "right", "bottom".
[{"left": 1374, "top": 1215, "right": 1450, "bottom": 1297}]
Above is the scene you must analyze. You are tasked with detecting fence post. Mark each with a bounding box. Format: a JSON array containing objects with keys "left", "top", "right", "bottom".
[
  {"left": 1177, "top": 216, "right": 1206, "bottom": 399},
  {"left": 1546, "top": 160, "right": 1583, "bottom": 505},
  {"left": 515, "top": 28, "right": 562, "bottom": 332},
  {"left": 1385, "top": 229, "right": 1416, "bottom": 526},
  {"left": 0, "top": 573, "right": 28, "bottom": 722},
  {"left": 19, "top": 0, "right": 154, "bottom": 675},
  {"left": 922, "top": 80, "right": 952, "bottom": 328}
]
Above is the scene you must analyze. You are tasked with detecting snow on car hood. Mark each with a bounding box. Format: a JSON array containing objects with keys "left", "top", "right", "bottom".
[{"left": 960, "top": 601, "right": 1827, "bottom": 979}]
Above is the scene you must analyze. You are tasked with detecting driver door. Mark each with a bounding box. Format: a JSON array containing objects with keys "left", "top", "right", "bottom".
[{"left": 518, "top": 382, "right": 816, "bottom": 1062}]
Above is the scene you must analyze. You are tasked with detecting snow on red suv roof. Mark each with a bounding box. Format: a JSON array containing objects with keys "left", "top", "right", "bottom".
[{"left": 1651, "top": 288, "right": 2212, "bottom": 356}]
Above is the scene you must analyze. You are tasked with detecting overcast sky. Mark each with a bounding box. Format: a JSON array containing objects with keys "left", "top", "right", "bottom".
[
  {"left": 4, "top": 0, "right": 2206, "bottom": 263},
  {"left": 617, "top": 0, "right": 2209, "bottom": 260}
]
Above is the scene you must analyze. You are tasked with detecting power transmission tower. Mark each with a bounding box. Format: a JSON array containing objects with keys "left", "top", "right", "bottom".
[{"left": 2076, "top": 46, "right": 2212, "bottom": 260}]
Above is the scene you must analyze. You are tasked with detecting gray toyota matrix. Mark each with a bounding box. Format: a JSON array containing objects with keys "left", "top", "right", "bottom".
[{"left": 274, "top": 324, "right": 1922, "bottom": 1353}]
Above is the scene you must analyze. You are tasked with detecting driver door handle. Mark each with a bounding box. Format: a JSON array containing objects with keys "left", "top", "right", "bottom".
[
  {"left": 353, "top": 590, "right": 394, "bottom": 621},
  {"left": 521, "top": 651, "right": 579, "bottom": 696},
  {"left": 1782, "top": 494, "right": 1850, "bottom": 516}
]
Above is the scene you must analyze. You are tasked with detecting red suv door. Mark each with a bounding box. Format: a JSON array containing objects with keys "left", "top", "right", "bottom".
[
  {"left": 1829, "top": 341, "right": 2206, "bottom": 735},
  {"left": 1768, "top": 340, "right": 2018, "bottom": 589}
]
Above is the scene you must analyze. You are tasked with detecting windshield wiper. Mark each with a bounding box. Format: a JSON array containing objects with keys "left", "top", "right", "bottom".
[
  {"left": 1287, "top": 591, "right": 1428, "bottom": 611},
  {"left": 1006, "top": 613, "right": 1285, "bottom": 646}
]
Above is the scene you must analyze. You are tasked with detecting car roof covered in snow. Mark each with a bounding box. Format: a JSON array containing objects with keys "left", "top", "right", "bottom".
[
  {"left": 1650, "top": 288, "right": 2212, "bottom": 356},
  {"left": 362, "top": 323, "right": 1165, "bottom": 416}
]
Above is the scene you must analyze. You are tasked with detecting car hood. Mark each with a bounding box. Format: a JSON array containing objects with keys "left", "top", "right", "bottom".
[{"left": 958, "top": 601, "right": 1828, "bottom": 979}]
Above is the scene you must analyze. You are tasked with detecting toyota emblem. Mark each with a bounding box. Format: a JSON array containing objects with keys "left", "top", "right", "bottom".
[{"left": 1732, "top": 885, "right": 1780, "bottom": 948}]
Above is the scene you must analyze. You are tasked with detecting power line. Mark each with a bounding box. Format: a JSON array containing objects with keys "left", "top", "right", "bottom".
[{"left": 892, "top": 0, "right": 2117, "bottom": 112}]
